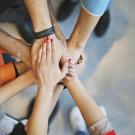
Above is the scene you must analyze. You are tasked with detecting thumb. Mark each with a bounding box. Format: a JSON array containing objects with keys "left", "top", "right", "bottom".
[{"left": 61, "top": 60, "right": 69, "bottom": 78}]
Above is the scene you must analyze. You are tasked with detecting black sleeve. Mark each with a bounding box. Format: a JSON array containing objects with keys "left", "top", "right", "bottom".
[{"left": 0, "top": 0, "right": 14, "bottom": 14}]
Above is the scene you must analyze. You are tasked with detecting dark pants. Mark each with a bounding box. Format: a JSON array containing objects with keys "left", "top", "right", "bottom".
[
  {"left": 0, "top": 0, "right": 28, "bottom": 25},
  {"left": 75, "top": 131, "right": 87, "bottom": 135},
  {"left": 0, "top": 0, "right": 14, "bottom": 14}
]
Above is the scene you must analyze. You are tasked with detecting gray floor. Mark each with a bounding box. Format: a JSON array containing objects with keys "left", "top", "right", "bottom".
[{"left": 0, "top": 0, "right": 135, "bottom": 135}]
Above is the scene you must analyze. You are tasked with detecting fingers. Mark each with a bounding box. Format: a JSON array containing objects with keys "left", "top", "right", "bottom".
[
  {"left": 51, "top": 39, "right": 56, "bottom": 63},
  {"left": 38, "top": 47, "right": 42, "bottom": 64},
  {"left": 46, "top": 37, "right": 52, "bottom": 63},
  {"left": 61, "top": 60, "right": 69, "bottom": 78},
  {"left": 41, "top": 42, "right": 46, "bottom": 64},
  {"left": 64, "top": 61, "right": 76, "bottom": 82},
  {"left": 68, "top": 64, "right": 75, "bottom": 77},
  {"left": 76, "top": 54, "right": 83, "bottom": 65}
]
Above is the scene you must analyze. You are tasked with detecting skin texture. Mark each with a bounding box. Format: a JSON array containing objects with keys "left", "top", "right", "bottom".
[{"left": 27, "top": 38, "right": 69, "bottom": 135}]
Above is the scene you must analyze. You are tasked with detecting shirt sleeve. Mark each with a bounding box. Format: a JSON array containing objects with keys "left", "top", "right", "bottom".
[
  {"left": 89, "top": 117, "right": 117, "bottom": 135},
  {"left": 81, "top": 0, "right": 111, "bottom": 16}
]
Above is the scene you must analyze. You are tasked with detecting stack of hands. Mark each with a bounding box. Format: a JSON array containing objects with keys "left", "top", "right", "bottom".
[{"left": 35, "top": 36, "right": 76, "bottom": 92}]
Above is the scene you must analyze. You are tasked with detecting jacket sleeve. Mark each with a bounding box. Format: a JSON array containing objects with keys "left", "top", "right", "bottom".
[{"left": 81, "top": 0, "right": 111, "bottom": 16}]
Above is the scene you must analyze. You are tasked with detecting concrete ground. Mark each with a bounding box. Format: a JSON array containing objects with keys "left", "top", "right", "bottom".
[{"left": 0, "top": 0, "right": 135, "bottom": 135}]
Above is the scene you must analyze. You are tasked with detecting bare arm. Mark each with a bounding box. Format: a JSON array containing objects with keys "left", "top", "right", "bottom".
[
  {"left": 24, "top": 0, "right": 52, "bottom": 32},
  {"left": 47, "top": 0, "right": 66, "bottom": 47},
  {"left": 68, "top": 8, "right": 100, "bottom": 49},
  {"left": 0, "top": 71, "right": 35, "bottom": 104},
  {"left": 66, "top": 77, "right": 104, "bottom": 127},
  {"left": 0, "top": 29, "right": 31, "bottom": 68},
  {"left": 27, "top": 85, "right": 53, "bottom": 135}
]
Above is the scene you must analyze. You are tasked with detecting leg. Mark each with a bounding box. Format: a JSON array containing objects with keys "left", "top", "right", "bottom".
[
  {"left": 56, "top": 0, "right": 79, "bottom": 21},
  {"left": 94, "top": 0, "right": 112, "bottom": 37}
]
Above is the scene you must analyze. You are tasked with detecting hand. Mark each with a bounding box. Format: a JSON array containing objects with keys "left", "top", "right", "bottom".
[
  {"left": 31, "top": 38, "right": 44, "bottom": 73},
  {"left": 31, "top": 35, "right": 64, "bottom": 74},
  {"left": 63, "top": 62, "right": 77, "bottom": 84},
  {"left": 66, "top": 39, "right": 84, "bottom": 65},
  {"left": 36, "top": 37, "right": 69, "bottom": 89}
]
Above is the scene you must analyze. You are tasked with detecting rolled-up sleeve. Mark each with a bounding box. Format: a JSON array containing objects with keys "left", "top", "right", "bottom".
[
  {"left": 89, "top": 117, "right": 117, "bottom": 135},
  {"left": 81, "top": 0, "right": 111, "bottom": 16}
]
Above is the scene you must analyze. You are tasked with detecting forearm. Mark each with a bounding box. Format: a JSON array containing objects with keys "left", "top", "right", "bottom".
[
  {"left": 47, "top": 0, "right": 66, "bottom": 46},
  {"left": 15, "top": 62, "right": 29, "bottom": 75},
  {"left": 49, "top": 84, "right": 64, "bottom": 116},
  {"left": 66, "top": 77, "right": 104, "bottom": 126},
  {"left": 68, "top": 8, "right": 100, "bottom": 49},
  {"left": 24, "top": 0, "right": 52, "bottom": 32},
  {"left": 0, "top": 70, "right": 35, "bottom": 104},
  {"left": 0, "top": 29, "right": 31, "bottom": 68},
  {"left": 27, "top": 86, "right": 53, "bottom": 135}
]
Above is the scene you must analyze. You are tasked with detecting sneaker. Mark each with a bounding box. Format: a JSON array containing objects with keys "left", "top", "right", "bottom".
[
  {"left": 69, "top": 106, "right": 87, "bottom": 134},
  {"left": 99, "top": 105, "right": 107, "bottom": 116},
  {"left": 94, "top": 10, "right": 110, "bottom": 37},
  {"left": 0, "top": 109, "right": 18, "bottom": 134},
  {"left": 57, "top": 0, "right": 79, "bottom": 22}
]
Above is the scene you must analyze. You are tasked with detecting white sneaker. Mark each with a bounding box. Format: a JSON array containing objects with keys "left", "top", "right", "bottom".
[
  {"left": 0, "top": 109, "right": 18, "bottom": 134},
  {"left": 69, "top": 106, "right": 87, "bottom": 134},
  {"left": 99, "top": 105, "right": 107, "bottom": 116}
]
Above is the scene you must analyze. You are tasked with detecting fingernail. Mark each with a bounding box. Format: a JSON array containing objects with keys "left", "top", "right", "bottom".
[
  {"left": 68, "top": 58, "right": 71, "bottom": 63},
  {"left": 77, "top": 61, "right": 80, "bottom": 64}
]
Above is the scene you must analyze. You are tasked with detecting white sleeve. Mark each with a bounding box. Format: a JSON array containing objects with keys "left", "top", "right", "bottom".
[{"left": 89, "top": 117, "right": 115, "bottom": 135}]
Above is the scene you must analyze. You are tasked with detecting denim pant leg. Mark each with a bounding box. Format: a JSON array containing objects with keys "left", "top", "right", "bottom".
[{"left": 75, "top": 131, "right": 87, "bottom": 135}]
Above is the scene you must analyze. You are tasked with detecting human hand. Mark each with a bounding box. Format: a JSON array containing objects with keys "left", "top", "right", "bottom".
[
  {"left": 31, "top": 35, "right": 64, "bottom": 74},
  {"left": 66, "top": 39, "right": 84, "bottom": 65},
  {"left": 36, "top": 37, "right": 69, "bottom": 89},
  {"left": 63, "top": 61, "right": 77, "bottom": 84}
]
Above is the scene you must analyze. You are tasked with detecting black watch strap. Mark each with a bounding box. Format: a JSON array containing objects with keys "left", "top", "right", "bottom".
[{"left": 34, "top": 27, "right": 55, "bottom": 39}]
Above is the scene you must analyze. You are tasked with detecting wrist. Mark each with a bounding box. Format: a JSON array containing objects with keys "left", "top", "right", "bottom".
[
  {"left": 38, "top": 85, "right": 53, "bottom": 97},
  {"left": 34, "top": 27, "right": 55, "bottom": 39},
  {"left": 68, "top": 38, "right": 84, "bottom": 50},
  {"left": 64, "top": 76, "right": 78, "bottom": 86},
  {"left": 34, "top": 19, "right": 52, "bottom": 33}
]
